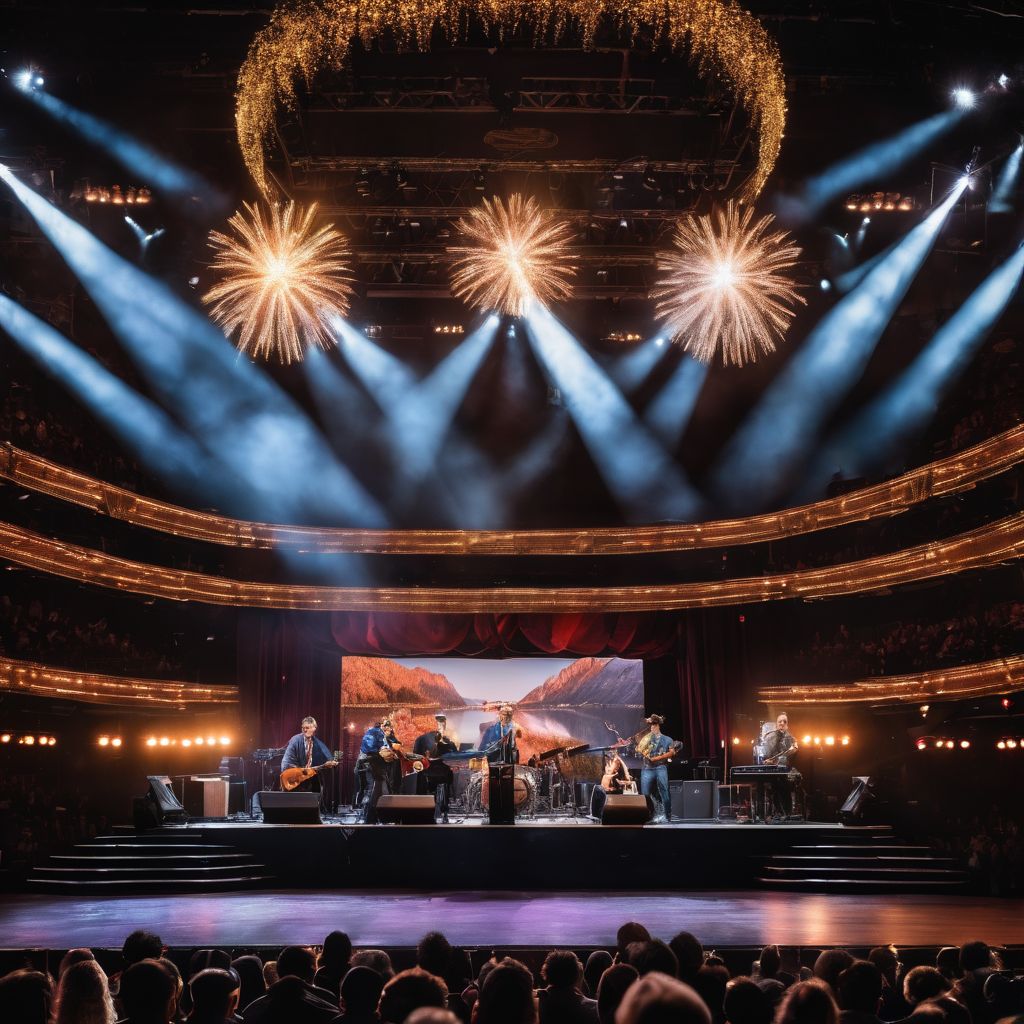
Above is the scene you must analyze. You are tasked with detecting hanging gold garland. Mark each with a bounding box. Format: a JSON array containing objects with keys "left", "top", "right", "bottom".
[{"left": 236, "top": 0, "right": 786, "bottom": 201}]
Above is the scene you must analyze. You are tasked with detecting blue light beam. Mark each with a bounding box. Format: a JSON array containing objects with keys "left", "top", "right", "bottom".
[
  {"left": 525, "top": 306, "right": 705, "bottom": 522},
  {"left": 803, "top": 241, "right": 1024, "bottom": 495},
  {"left": 331, "top": 319, "right": 417, "bottom": 410},
  {"left": 0, "top": 294, "right": 233, "bottom": 503},
  {"left": 990, "top": 140, "right": 1024, "bottom": 214},
  {"left": 0, "top": 163, "right": 386, "bottom": 527},
  {"left": 711, "top": 181, "right": 967, "bottom": 511},
  {"left": 19, "top": 87, "right": 228, "bottom": 218},
  {"left": 609, "top": 335, "right": 671, "bottom": 393},
  {"left": 643, "top": 355, "right": 709, "bottom": 450},
  {"left": 777, "top": 109, "right": 966, "bottom": 224}
]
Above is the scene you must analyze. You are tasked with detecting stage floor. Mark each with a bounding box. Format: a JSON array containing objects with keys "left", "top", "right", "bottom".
[{"left": 1, "top": 890, "right": 1022, "bottom": 950}]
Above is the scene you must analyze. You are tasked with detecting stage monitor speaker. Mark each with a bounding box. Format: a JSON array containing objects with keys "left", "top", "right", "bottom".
[
  {"left": 601, "top": 794, "right": 651, "bottom": 825},
  {"left": 376, "top": 795, "right": 436, "bottom": 825},
  {"left": 671, "top": 779, "right": 718, "bottom": 820},
  {"left": 259, "top": 790, "right": 321, "bottom": 824},
  {"left": 839, "top": 776, "right": 874, "bottom": 824},
  {"left": 488, "top": 765, "right": 515, "bottom": 825},
  {"left": 145, "top": 775, "right": 187, "bottom": 823}
]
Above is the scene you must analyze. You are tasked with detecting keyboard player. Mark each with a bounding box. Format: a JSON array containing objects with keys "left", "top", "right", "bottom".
[{"left": 762, "top": 712, "right": 799, "bottom": 821}]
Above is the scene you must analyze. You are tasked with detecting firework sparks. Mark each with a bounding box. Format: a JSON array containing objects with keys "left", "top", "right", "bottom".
[
  {"left": 652, "top": 201, "right": 805, "bottom": 367},
  {"left": 449, "top": 194, "right": 576, "bottom": 316},
  {"left": 204, "top": 201, "right": 354, "bottom": 364}
]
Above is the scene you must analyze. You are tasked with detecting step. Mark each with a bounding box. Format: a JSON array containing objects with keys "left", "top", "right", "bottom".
[
  {"left": 35, "top": 864, "right": 268, "bottom": 881},
  {"left": 759, "top": 877, "right": 966, "bottom": 892},
  {"left": 29, "top": 875, "right": 274, "bottom": 893},
  {"left": 74, "top": 843, "right": 238, "bottom": 853},
  {"left": 788, "top": 845, "right": 932, "bottom": 853},
  {"left": 770, "top": 855, "right": 958, "bottom": 868},
  {"left": 763, "top": 866, "right": 966, "bottom": 882},
  {"left": 52, "top": 853, "right": 253, "bottom": 866}
]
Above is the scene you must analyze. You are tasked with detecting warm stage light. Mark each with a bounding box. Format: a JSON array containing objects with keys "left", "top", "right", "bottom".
[
  {"left": 951, "top": 87, "right": 976, "bottom": 109},
  {"left": 0, "top": 733, "right": 10, "bottom": 744},
  {"left": 159, "top": 737, "right": 170, "bottom": 747},
  {"left": 934, "top": 739, "right": 944, "bottom": 748},
  {"left": 449, "top": 194, "right": 576, "bottom": 317},
  {"left": 1001, "top": 697, "right": 1014, "bottom": 710},
  {"left": 204, "top": 201, "right": 354, "bottom": 364},
  {"left": 944, "top": 740, "right": 954, "bottom": 749},
  {"left": 195, "top": 737, "right": 205, "bottom": 745},
  {"left": 802, "top": 734, "right": 811, "bottom": 744},
  {"left": 841, "top": 736, "right": 850, "bottom": 746},
  {"left": 219, "top": 736, "right": 230, "bottom": 746},
  {"left": 146, "top": 737, "right": 157, "bottom": 747},
  {"left": 98, "top": 736, "right": 110, "bottom": 747},
  {"left": 813, "top": 736, "right": 821, "bottom": 746},
  {"left": 997, "top": 740, "right": 1007, "bottom": 750},
  {"left": 206, "top": 736, "right": 216, "bottom": 746},
  {"left": 920, "top": 704, "right": 930, "bottom": 715},
  {"left": 181, "top": 738, "right": 192, "bottom": 748},
  {"left": 960, "top": 740, "right": 971, "bottom": 749},
  {"left": 652, "top": 200, "right": 804, "bottom": 366},
  {"left": 24, "top": 735, "right": 35, "bottom": 746},
  {"left": 1008, "top": 739, "right": 1019, "bottom": 749},
  {"left": 916, "top": 739, "right": 927, "bottom": 750},
  {"left": 111, "top": 737, "right": 122, "bottom": 748},
  {"left": 732, "top": 737, "right": 740, "bottom": 745}
]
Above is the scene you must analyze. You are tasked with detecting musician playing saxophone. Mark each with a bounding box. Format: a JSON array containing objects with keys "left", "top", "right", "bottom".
[{"left": 637, "top": 714, "right": 679, "bottom": 824}]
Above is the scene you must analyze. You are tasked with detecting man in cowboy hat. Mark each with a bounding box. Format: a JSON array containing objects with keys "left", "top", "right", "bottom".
[
  {"left": 637, "top": 714, "right": 680, "bottom": 823},
  {"left": 413, "top": 713, "right": 458, "bottom": 823}
]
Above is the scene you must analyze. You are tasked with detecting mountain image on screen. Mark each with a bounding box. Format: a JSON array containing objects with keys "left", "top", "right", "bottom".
[
  {"left": 519, "top": 657, "right": 643, "bottom": 706},
  {"left": 341, "top": 658, "right": 467, "bottom": 707}
]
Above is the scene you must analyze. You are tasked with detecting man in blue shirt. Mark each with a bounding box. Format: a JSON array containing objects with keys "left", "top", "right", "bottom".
[
  {"left": 637, "top": 714, "right": 680, "bottom": 823},
  {"left": 356, "top": 714, "right": 397, "bottom": 823},
  {"left": 280, "top": 716, "right": 337, "bottom": 794},
  {"left": 481, "top": 704, "right": 521, "bottom": 764}
]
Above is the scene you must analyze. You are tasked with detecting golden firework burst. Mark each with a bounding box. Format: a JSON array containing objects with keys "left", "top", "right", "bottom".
[
  {"left": 204, "top": 201, "right": 354, "bottom": 364},
  {"left": 449, "top": 194, "right": 577, "bottom": 316},
  {"left": 652, "top": 201, "right": 805, "bottom": 367}
]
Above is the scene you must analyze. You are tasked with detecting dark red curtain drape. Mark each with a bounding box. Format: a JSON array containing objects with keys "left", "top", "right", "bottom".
[{"left": 238, "top": 610, "right": 738, "bottom": 761}]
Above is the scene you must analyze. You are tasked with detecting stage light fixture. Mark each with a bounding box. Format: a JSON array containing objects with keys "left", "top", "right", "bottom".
[
  {"left": 24, "top": 735, "right": 35, "bottom": 746},
  {"left": 0, "top": 733, "right": 10, "bottom": 744},
  {"left": 181, "top": 738, "right": 192, "bottom": 747},
  {"left": 944, "top": 740, "right": 954, "bottom": 749},
  {"left": 813, "top": 736, "right": 821, "bottom": 746},
  {"left": 219, "top": 736, "right": 230, "bottom": 746},
  {"left": 997, "top": 740, "right": 1007, "bottom": 749},
  {"left": 159, "top": 737, "right": 170, "bottom": 747},
  {"left": 98, "top": 736, "right": 110, "bottom": 747},
  {"left": 111, "top": 737, "right": 122, "bottom": 748},
  {"left": 952, "top": 87, "right": 976, "bottom": 109},
  {"left": 841, "top": 736, "right": 850, "bottom": 746},
  {"left": 206, "top": 736, "right": 216, "bottom": 746},
  {"left": 920, "top": 704, "right": 930, "bottom": 715},
  {"left": 473, "top": 168, "right": 486, "bottom": 191},
  {"left": 1008, "top": 739, "right": 1019, "bottom": 749},
  {"left": 195, "top": 737, "right": 204, "bottom": 745},
  {"left": 825, "top": 735, "right": 836, "bottom": 746},
  {"left": 732, "top": 737, "right": 740, "bottom": 744},
  {"left": 820, "top": 279, "right": 831, "bottom": 291},
  {"left": 960, "top": 740, "right": 971, "bottom": 749},
  {"left": 959, "top": 174, "right": 973, "bottom": 189},
  {"left": 802, "top": 734, "right": 811, "bottom": 744},
  {"left": 999, "top": 74, "right": 1010, "bottom": 88},
  {"left": 916, "top": 739, "right": 927, "bottom": 750},
  {"left": 934, "top": 739, "right": 944, "bottom": 749},
  {"left": 1001, "top": 697, "right": 1013, "bottom": 710},
  {"left": 146, "top": 737, "right": 157, "bottom": 747}
]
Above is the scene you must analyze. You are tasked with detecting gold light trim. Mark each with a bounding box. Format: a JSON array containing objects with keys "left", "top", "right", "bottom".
[
  {"left": 3, "top": 424, "right": 1023, "bottom": 555},
  {"left": 236, "top": 0, "right": 786, "bottom": 200},
  {"left": 758, "top": 655, "right": 1024, "bottom": 706},
  {"left": 0, "top": 656, "right": 239, "bottom": 708},
  {"left": 0, "top": 514, "right": 1021, "bottom": 612}
]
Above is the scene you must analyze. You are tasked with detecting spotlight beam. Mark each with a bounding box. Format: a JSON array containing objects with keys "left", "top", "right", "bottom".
[
  {"left": 19, "top": 87, "right": 228, "bottom": 218},
  {"left": 610, "top": 336, "right": 672, "bottom": 393},
  {"left": 0, "top": 294, "right": 232, "bottom": 503},
  {"left": 525, "top": 306, "right": 705, "bottom": 522},
  {"left": 643, "top": 356, "right": 709, "bottom": 450},
  {"left": 778, "top": 110, "right": 966, "bottom": 224},
  {"left": 711, "top": 181, "right": 967, "bottom": 511},
  {"left": 802, "top": 240, "right": 1024, "bottom": 494},
  {"left": 990, "top": 139, "right": 1024, "bottom": 214},
  {"left": 0, "top": 163, "right": 386, "bottom": 527},
  {"left": 332, "top": 319, "right": 416, "bottom": 410}
]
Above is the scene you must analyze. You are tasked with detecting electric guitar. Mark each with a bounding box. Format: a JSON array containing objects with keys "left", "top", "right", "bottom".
[
  {"left": 378, "top": 743, "right": 428, "bottom": 773},
  {"left": 643, "top": 740, "right": 685, "bottom": 766},
  {"left": 279, "top": 751, "right": 342, "bottom": 792}
]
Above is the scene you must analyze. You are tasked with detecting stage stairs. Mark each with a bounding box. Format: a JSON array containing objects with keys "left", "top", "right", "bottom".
[
  {"left": 28, "top": 828, "right": 275, "bottom": 894},
  {"left": 758, "top": 826, "right": 968, "bottom": 893}
]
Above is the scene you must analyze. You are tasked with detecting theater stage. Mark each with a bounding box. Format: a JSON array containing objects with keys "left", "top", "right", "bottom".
[{"left": 2, "top": 890, "right": 1023, "bottom": 951}]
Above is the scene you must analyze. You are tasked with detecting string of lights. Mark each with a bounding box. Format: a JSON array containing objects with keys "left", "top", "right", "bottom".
[
  {"left": 2, "top": 424, "right": 1022, "bottom": 555},
  {"left": 235, "top": 0, "right": 786, "bottom": 200},
  {"left": 757, "top": 654, "right": 1024, "bottom": 707},
  {"left": 0, "top": 513, "right": 1020, "bottom": 613},
  {"left": 0, "top": 656, "right": 239, "bottom": 708}
]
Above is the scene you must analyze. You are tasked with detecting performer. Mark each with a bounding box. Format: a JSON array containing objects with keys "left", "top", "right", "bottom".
[
  {"left": 637, "top": 714, "right": 679, "bottom": 823},
  {"left": 356, "top": 714, "right": 398, "bottom": 824},
  {"left": 413, "top": 713, "right": 457, "bottom": 823},
  {"left": 481, "top": 704, "right": 522, "bottom": 764},
  {"left": 592, "top": 751, "right": 634, "bottom": 819},
  {"left": 762, "top": 712, "right": 799, "bottom": 821},
  {"left": 280, "top": 716, "right": 337, "bottom": 794}
]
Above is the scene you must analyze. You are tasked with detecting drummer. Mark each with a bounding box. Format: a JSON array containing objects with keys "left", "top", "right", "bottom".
[{"left": 482, "top": 703, "right": 523, "bottom": 764}]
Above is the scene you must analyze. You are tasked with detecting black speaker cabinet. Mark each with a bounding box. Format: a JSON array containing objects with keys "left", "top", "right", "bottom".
[
  {"left": 259, "top": 790, "right": 321, "bottom": 824},
  {"left": 671, "top": 779, "right": 718, "bottom": 820},
  {"left": 488, "top": 764, "right": 515, "bottom": 825},
  {"left": 601, "top": 794, "right": 651, "bottom": 825},
  {"left": 145, "top": 775, "right": 187, "bottom": 823},
  {"left": 376, "top": 794, "right": 436, "bottom": 824}
]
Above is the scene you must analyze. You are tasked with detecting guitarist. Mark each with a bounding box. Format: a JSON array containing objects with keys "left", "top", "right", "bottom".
[
  {"left": 637, "top": 714, "right": 680, "bottom": 823},
  {"left": 356, "top": 714, "right": 398, "bottom": 824},
  {"left": 281, "top": 716, "right": 338, "bottom": 794},
  {"left": 413, "top": 713, "right": 458, "bottom": 823}
]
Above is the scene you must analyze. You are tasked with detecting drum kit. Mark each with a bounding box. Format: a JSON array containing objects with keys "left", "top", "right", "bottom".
[{"left": 456, "top": 741, "right": 608, "bottom": 819}]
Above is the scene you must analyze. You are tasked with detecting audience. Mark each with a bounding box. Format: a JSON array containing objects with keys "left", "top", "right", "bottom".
[
  {"left": 4, "top": 926, "right": 1024, "bottom": 1024},
  {"left": 317, "top": 932, "right": 354, "bottom": 999}
]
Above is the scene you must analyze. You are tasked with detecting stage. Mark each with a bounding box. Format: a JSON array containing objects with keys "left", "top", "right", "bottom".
[
  {"left": 154, "top": 819, "right": 868, "bottom": 889},
  {"left": 1, "top": 889, "right": 1022, "bottom": 951}
]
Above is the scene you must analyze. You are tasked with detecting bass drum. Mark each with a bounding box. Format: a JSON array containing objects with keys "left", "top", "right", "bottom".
[{"left": 480, "top": 766, "right": 539, "bottom": 818}]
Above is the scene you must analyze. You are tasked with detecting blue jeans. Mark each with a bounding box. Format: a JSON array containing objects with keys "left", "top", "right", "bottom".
[{"left": 641, "top": 766, "right": 670, "bottom": 820}]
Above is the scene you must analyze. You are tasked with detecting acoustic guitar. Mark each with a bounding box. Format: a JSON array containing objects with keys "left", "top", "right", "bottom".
[
  {"left": 280, "top": 751, "right": 342, "bottom": 792},
  {"left": 643, "top": 740, "right": 684, "bottom": 766}
]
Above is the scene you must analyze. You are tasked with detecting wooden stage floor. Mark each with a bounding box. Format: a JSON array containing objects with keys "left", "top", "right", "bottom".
[{"left": 1, "top": 890, "right": 1022, "bottom": 950}]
